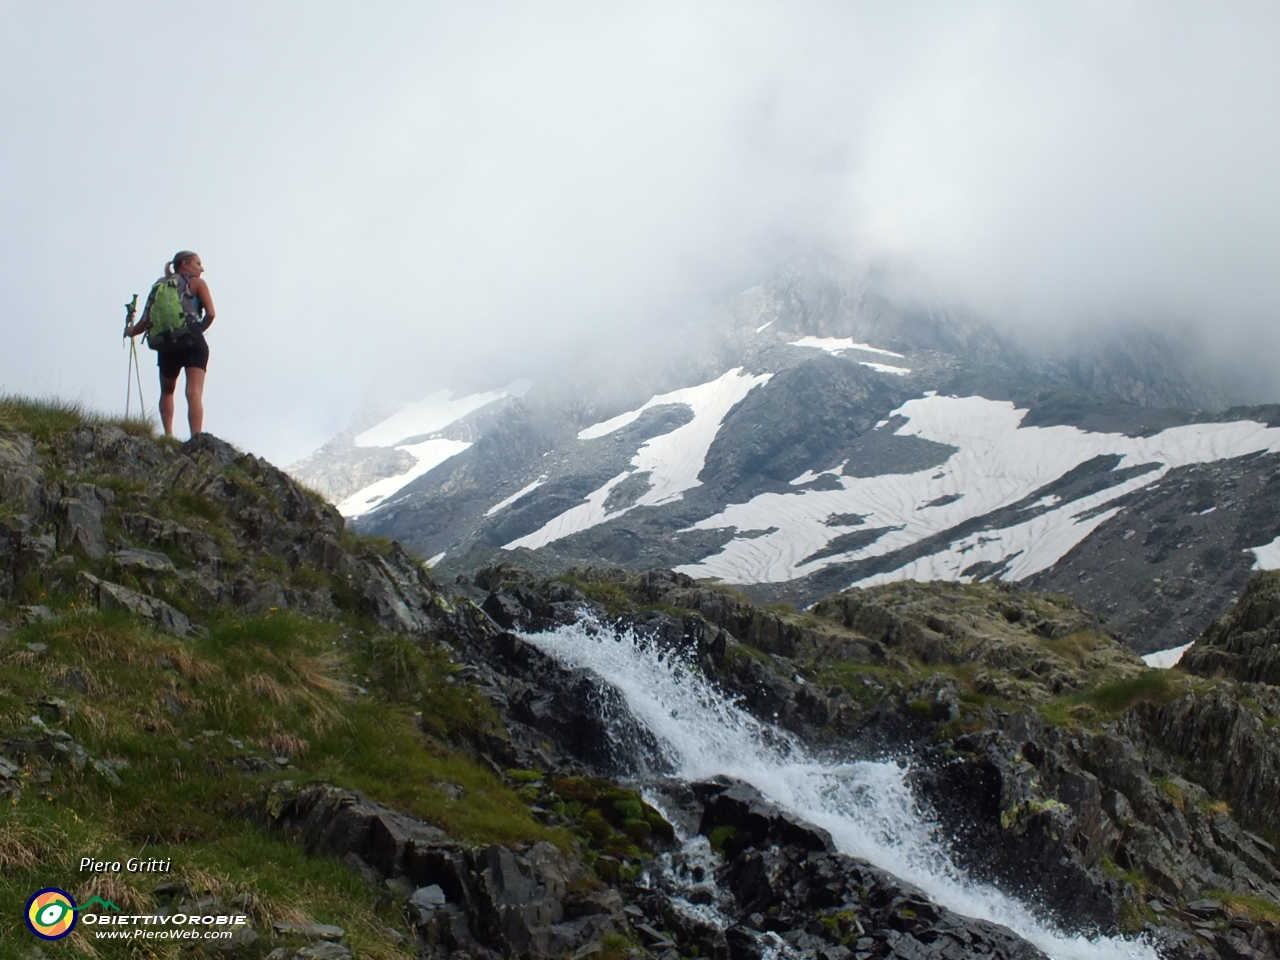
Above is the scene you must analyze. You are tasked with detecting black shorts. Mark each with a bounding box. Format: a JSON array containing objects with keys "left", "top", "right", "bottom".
[{"left": 157, "top": 338, "right": 209, "bottom": 380}]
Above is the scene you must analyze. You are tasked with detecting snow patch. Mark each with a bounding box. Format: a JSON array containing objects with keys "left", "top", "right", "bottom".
[
  {"left": 858, "top": 360, "right": 911, "bottom": 376},
  {"left": 1143, "top": 642, "right": 1195, "bottom": 669},
  {"left": 675, "top": 395, "right": 1280, "bottom": 588},
  {"left": 485, "top": 476, "right": 549, "bottom": 517},
  {"left": 334, "top": 381, "right": 532, "bottom": 518},
  {"left": 755, "top": 319, "right": 774, "bottom": 333},
  {"left": 337, "top": 439, "right": 472, "bottom": 517},
  {"left": 506, "top": 369, "right": 771, "bottom": 551},
  {"left": 355, "top": 385, "right": 515, "bottom": 448},
  {"left": 788, "top": 336, "right": 905, "bottom": 359},
  {"left": 579, "top": 409, "right": 647, "bottom": 441},
  {"left": 1249, "top": 534, "right": 1280, "bottom": 571},
  {"left": 426, "top": 552, "right": 446, "bottom": 568}
]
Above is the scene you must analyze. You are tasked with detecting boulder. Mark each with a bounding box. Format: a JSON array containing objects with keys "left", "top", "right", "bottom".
[
  {"left": 57, "top": 487, "right": 108, "bottom": 559},
  {"left": 112, "top": 547, "right": 177, "bottom": 574},
  {"left": 264, "top": 782, "right": 597, "bottom": 959},
  {"left": 80, "top": 573, "right": 193, "bottom": 637},
  {"left": 478, "top": 842, "right": 567, "bottom": 957}
]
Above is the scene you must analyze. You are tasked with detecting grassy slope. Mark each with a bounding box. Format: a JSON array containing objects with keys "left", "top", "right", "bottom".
[
  {"left": 0, "top": 399, "right": 557, "bottom": 958},
  {"left": 0, "top": 611, "right": 563, "bottom": 958}
]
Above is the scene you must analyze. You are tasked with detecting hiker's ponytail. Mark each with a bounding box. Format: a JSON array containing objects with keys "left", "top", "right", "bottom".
[{"left": 168, "top": 250, "right": 198, "bottom": 276}]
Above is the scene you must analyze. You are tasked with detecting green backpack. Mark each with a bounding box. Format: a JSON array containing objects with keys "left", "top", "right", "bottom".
[{"left": 143, "top": 273, "right": 203, "bottom": 352}]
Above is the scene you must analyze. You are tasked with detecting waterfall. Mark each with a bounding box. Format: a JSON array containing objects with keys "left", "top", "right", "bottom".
[{"left": 523, "top": 620, "right": 1159, "bottom": 960}]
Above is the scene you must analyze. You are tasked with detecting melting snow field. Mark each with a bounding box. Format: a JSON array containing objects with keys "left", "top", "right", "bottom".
[
  {"left": 1249, "top": 534, "right": 1280, "bottom": 571},
  {"left": 676, "top": 395, "right": 1280, "bottom": 588},
  {"left": 788, "top": 336, "right": 906, "bottom": 359},
  {"left": 485, "top": 475, "right": 549, "bottom": 517},
  {"left": 789, "top": 337, "right": 912, "bottom": 375},
  {"left": 337, "top": 382, "right": 529, "bottom": 517},
  {"left": 1142, "top": 642, "right": 1195, "bottom": 669},
  {"left": 337, "top": 438, "right": 472, "bottom": 517},
  {"left": 525, "top": 621, "right": 1158, "bottom": 960},
  {"left": 355, "top": 387, "right": 511, "bottom": 448},
  {"left": 505, "top": 369, "right": 771, "bottom": 551}
]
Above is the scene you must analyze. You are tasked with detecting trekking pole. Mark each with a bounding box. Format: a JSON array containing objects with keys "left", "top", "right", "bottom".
[
  {"left": 122, "top": 295, "right": 145, "bottom": 418},
  {"left": 129, "top": 337, "right": 146, "bottom": 417}
]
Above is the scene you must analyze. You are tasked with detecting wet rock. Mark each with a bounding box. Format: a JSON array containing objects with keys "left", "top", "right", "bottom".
[
  {"left": 695, "top": 779, "right": 834, "bottom": 855},
  {"left": 481, "top": 630, "right": 668, "bottom": 775},
  {"left": 483, "top": 590, "right": 529, "bottom": 629},
  {"left": 709, "top": 823, "right": 1049, "bottom": 960}
]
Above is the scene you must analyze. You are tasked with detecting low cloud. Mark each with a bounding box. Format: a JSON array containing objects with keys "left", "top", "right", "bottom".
[{"left": 2, "top": 2, "right": 1277, "bottom": 462}]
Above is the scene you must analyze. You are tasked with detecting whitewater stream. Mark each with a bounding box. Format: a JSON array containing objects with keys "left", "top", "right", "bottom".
[{"left": 523, "top": 620, "right": 1159, "bottom": 960}]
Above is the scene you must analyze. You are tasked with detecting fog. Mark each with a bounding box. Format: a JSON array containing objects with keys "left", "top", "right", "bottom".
[{"left": 2, "top": 1, "right": 1278, "bottom": 463}]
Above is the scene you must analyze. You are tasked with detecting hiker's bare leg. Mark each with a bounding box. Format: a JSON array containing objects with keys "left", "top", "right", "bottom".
[
  {"left": 185, "top": 367, "right": 206, "bottom": 437},
  {"left": 159, "top": 376, "right": 179, "bottom": 436}
]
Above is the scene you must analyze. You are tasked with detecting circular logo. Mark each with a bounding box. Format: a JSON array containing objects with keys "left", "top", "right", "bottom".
[{"left": 26, "top": 888, "right": 78, "bottom": 940}]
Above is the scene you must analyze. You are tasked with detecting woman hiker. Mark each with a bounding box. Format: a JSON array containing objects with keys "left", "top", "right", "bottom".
[{"left": 125, "top": 250, "right": 216, "bottom": 438}]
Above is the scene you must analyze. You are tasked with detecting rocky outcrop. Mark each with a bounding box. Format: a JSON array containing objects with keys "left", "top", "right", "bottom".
[
  {"left": 79, "top": 571, "right": 194, "bottom": 636},
  {"left": 915, "top": 705, "right": 1280, "bottom": 940},
  {"left": 264, "top": 781, "right": 626, "bottom": 960},
  {"left": 0, "top": 424, "right": 484, "bottom": 642},
  {"left": 695, "top": 779, "right": 1050, "bottom": 960},
  {"left": 1183, "top": 571, "right": 1280, "bottom": 686},
  {"left": 1132, "top": 683, "right": 1280, "bottom": 841},
  {"left": 264, "top": 778, "right": 1061, "bottom": 960}
]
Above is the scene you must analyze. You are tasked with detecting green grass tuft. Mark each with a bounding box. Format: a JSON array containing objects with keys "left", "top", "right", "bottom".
[
  {"left": 0, "top": 393, "right": 155, "bottom": 441},
  {"left": 1209, "top": 890, "right": 1280, "bottom": 924},
  {"left": 1082, "top": 671, "right": 1178, "bottom": 713}
]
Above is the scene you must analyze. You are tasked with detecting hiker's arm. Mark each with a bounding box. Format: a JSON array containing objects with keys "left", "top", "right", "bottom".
[
  {"left": 126, "top": 288, "right": 155, "bottom": 337},
  {"left": 191, "top": 277, "right": 216, "bottom": 329}
]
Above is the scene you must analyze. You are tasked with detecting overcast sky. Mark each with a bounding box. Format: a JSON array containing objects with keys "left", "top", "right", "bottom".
[{"left": 2, "top": 1, "right": 1278, "bottom": 463}]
